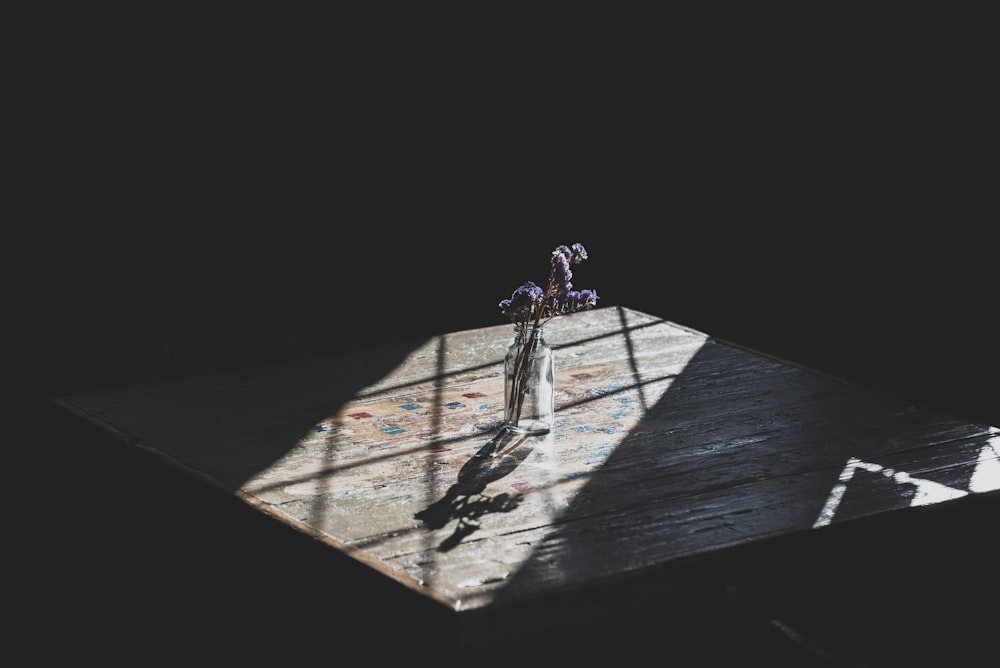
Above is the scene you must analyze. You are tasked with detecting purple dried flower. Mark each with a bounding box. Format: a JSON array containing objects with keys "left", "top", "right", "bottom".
[
  {"left": 551, "top": 251, "right": 573, "bottom": 294},
  {"left": 500, "top": 243, "right": 598, "bottom": 326},
  {"left": 553, "top": 289, "right": 599, "bottom": 316},
  {"left": 499, "top": 281, "right": 545, "bottom": 321}
]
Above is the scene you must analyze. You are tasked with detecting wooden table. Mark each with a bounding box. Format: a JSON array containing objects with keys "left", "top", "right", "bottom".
[{"left": 52, "top": 305, "right": 1000, "bottom": 642}]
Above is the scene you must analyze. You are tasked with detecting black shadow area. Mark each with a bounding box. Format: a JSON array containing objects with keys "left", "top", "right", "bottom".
[
  {"left": 482, "top": 326, "right": 998, "bottom": 662},
  {"left": 31, "top": 336, "right": 475, "bottom": 663}
]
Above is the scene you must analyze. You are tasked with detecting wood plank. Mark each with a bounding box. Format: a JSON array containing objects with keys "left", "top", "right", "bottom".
[{"left": 52, "top": 305, "right": 1000, "bottom": 639}]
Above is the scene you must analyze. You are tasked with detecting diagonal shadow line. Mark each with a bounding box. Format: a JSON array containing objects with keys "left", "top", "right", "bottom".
[
  {"left": 56, "top": 306, "right": 998, "bottom": 632},
  {"left": 271, "top": 307, "right": 990, "bottom": 595},
  {"left": 298, "top": 333, "right": 482, "bottom": 561},
  {"left": 249, "top": 422, "right": 498, "bottom": 496},
  {"left": 276, "top": 314, "right": 673, "bottom": 557},
  {"left": 340, "top": 317, "right": 666, "bottom": 405},
  {"left": 480, "top": 321, "right": 999, "bottom": 610},
  {"left": 229, "top": 319, "right": 667, "bottom": 490}
]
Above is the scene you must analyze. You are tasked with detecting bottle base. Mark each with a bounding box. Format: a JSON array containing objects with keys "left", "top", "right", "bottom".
[{"left": 504, "top": 419, "right": 551, "bottom": 435}]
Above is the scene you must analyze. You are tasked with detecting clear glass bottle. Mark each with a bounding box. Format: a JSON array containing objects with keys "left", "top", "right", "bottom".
[{"left": 503, "top": 323, "right": 554, "bottom": 434}]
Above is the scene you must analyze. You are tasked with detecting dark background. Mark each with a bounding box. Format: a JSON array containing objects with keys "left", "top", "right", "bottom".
[
  {"left": 18, "top": 15, "right": 998, "bottom": 666},
  {"left": 24, "top": 20, "right": 996, "bottom": 424}
]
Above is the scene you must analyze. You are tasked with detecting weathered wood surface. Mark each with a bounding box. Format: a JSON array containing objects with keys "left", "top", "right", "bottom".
[{"left": 53, "top": 305, "right": 1000, "bottom": 636}]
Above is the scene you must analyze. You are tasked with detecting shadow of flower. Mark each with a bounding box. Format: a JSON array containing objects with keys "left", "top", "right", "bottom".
[{"left": 414, "top": 428, "right": 534, "bottom": 551}]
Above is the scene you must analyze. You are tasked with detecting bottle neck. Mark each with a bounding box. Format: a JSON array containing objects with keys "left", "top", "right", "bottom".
[
  {"left": 513, "top": 323, "right": 546, "bottom": 344},
  {"left": 514, "top": 322, "right": 544, "bottom": 334}
]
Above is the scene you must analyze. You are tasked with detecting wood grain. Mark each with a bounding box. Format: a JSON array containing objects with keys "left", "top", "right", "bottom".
[{"left": 53, "top": 305, "right": 1000, "bottom": 639}]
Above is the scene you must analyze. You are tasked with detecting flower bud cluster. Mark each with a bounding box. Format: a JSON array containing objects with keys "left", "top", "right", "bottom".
[{"left": 499, "top": 242, "right": 599, "bottom": 326}]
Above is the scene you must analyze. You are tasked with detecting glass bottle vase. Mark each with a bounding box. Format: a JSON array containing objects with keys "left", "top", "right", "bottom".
[{"left": 503, "top": 323, "right": 554, "bottom": 434}]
